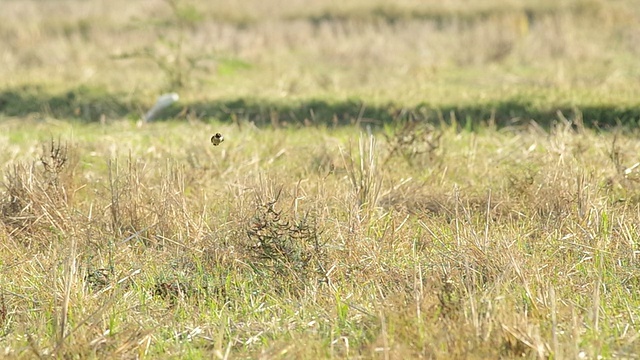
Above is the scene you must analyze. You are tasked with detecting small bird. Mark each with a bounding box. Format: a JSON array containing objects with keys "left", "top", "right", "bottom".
[{"left": 211, "top": 133, "right": 224, "bottom": 146}]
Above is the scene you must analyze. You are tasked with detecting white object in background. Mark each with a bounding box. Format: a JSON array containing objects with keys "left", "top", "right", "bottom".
[{"left": 143, "top": 93, "right": 179, "bottom": 122}]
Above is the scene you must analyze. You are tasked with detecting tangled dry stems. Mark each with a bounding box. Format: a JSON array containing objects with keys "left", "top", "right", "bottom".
[{"left": 1, "top": 119, "right": 640, "bottom": 358}]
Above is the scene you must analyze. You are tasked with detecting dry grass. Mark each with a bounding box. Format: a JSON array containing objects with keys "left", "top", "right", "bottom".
[
  {"left": 0, "top": 0, "right": 638, "bottom": 107},
  {"left": 2, "top": 0, "right": 640, "bottom": 359},
  {"left": 1, "top": 118, "right": 640, "bottom": 358}
]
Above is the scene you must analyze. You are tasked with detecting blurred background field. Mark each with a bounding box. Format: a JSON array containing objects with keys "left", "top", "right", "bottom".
[{"left": 0, "top": 0, "right": 639, "bottom": 125}]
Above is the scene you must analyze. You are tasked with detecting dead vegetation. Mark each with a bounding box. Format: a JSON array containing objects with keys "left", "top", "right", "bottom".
[
  {"left": 1, "top": 0, "right": 640, "bottom": 358},
  {"left": 0, "top": 119, "right": 639, "bottom": 358},
  {"left": 0, "top": 0, "right": 638, "bottom": 109}
]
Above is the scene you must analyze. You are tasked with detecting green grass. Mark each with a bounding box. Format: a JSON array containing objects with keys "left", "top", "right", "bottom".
[
  {"left": 2, "top": 119, "right": 640, "bottom": 358},
  {"left": 1, "top": 0, "right": 639, "bottom": 125},
  {"left": 2, "top": 0, "right": 640, "bottom": 358}
]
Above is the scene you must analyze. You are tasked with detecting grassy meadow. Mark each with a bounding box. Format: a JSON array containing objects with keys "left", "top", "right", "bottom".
[{"left": 2, "top": 0, "right": 640, "bottom": 358}]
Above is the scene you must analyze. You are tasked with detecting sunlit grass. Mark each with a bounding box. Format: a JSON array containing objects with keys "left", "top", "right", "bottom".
[
  {"left": 0, "top": 0, "right": 638, "bottom": 115},
  {"left": 2, "top": 0, "right": 640, "bottom": 358},
  {"left": 1, "top": 118, "right": 640, "bottom": 358}
]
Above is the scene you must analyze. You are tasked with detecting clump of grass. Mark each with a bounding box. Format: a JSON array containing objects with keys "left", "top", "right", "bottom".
[
  {"left": 245, "top": 188, "right": 326, "bottom": 293},
  {"left": 0, "top": 137, "right": 76, "bottom": 245},
  {"left": 341, "top": 134, "right": 382, "bottom": 216},
  {"left": 153, "top": 279, "right": 191, "bottom": 304},
  {"left": 0, "top": 291, "right": 7, "bottom": 337},
  {"left": 84, "top": 267, "right": 112, "bottom": 291},
  {"left": 382, "top": 116, "right": 443, "bottom": 167},
  {"left": 39, "top": 137, "right": 68, "bottom": 187}
]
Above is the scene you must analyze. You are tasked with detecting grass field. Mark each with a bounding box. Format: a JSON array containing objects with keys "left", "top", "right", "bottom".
[{"left": 2, "top": 0, "right": 640, "bottom": 359}]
